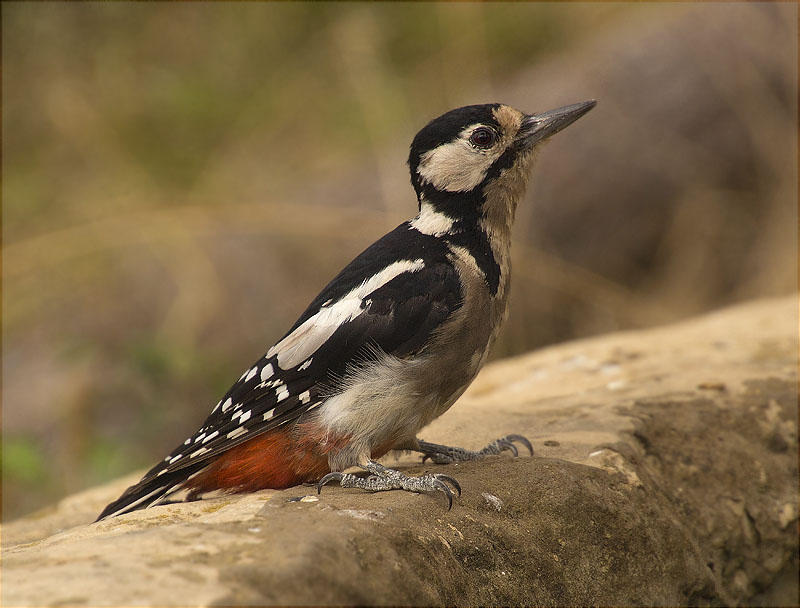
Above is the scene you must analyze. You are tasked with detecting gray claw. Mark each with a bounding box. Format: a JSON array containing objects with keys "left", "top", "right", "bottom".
[
  {"left": 495, "top": 439, "right": 519, "bottom": 457},
  {"left": 433, "top": 479, "right": 453, "bottom": 510},
  {"left": 505, "top": 434, "right": 534, "bottom": 456},
  {"left": 317, "top": 472, "right": 344, "bottom": 494},
  {"left": 435, "top": 473, "right": 462, "bottom": 496}
]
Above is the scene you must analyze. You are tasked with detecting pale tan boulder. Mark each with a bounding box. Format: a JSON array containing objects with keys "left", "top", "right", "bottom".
[{"left": 2, "top": 296, "right": 797, "bottom": 606}]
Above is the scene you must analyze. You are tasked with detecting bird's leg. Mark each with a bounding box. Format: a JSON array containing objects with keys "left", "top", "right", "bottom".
[
  {"left": 414, "top": 434, "right": 534, "bottom": 464},
  {"left": 317, "top": 459, "right": 461, "bottom": 509}
]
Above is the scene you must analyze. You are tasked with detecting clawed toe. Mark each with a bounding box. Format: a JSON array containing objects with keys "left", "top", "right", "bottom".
[
  {"left": 425, "top": 472, "right": 464, "bottom": 510},
  {"left": 432, "top": 479, "right": 454, "bottom": 510},
  {"left": 417, "top": 434, "right": 534, "bottom": 464},
  {"left": 316, "top": 436, "right": 532, "bottom": 509},
  {"left": 434, "top": 473, "right": 462, "bottom": 496},
  {"left": 316, "top": 461, "right": 461, "bottom": 510},
  {"left": 421, "top": 452, "right": 452, "bottom": 465},
  {"left": 495, "top": 438, "right": 519, "bottom": 456},
  {"left": 483, "top": 434, "right": 534, "bottom": 457},
  {"left": 317, "top": 472, "right": 344, "bottom": 494},
  {"left": 504, "top": 434, "right": 534, "bottom": 456}
]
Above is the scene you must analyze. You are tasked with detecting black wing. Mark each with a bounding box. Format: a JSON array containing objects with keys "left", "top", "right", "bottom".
[{"left": 96, "top": 223, "right": 463, "bottom": 520}]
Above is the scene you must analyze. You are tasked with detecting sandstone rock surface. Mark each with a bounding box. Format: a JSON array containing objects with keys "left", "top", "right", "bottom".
[{"left": 3, "top": 296, "right": 797, "bottom": 606}]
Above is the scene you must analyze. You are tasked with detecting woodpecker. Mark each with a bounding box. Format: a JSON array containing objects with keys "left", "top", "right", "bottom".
[{"left": 97, "top": 100, "right": 596, "bottom": 521}]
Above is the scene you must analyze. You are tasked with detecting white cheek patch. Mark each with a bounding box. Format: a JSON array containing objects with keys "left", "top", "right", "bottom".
[
  {"left": 417, "top": 125, "right": 503, "bottom": 193},
  {"left": 268, "top": 259, "right": 426, "bottom": 369}
]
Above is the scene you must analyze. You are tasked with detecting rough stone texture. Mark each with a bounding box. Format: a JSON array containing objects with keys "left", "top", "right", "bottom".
[{"left": 3, "top": 296, "right": 797, "bottom": 606}]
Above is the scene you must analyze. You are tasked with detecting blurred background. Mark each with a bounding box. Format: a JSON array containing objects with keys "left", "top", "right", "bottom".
[{"left": 2, "top": 3, "right": 796, "bottom": 520}]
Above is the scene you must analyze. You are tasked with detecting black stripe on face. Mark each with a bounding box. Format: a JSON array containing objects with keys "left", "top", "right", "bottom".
[{"left": 483, "top": 145, "right": 518, "bottom": 181}]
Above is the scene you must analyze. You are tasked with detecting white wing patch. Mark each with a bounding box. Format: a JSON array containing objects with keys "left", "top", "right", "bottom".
[
  {"left": 267, "top": 259, "right": 426, "bottom": 369},
  {"left": 260, "top": 363, "right": 274, "bottom": 381},
  {"left": 190, "top": 447, "right": 209, "bottom": 459},
  {"left": 227, "top": 426, "right": 247, "bottom": 440}
]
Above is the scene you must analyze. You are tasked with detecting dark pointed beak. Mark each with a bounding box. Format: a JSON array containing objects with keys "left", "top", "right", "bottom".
[{"left": 517, "top": 100, "right": 596, "bottom": 148}]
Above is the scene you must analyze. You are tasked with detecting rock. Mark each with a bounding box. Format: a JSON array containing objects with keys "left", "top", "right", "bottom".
[{"left": 2, "top": 296, "right": 797, "bottom": 606}]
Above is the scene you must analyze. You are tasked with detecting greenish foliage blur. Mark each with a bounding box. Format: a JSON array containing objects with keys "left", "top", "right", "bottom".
[
  {"left": 4, "top": 3, "right": 591, "bottom": 235},
  {"left": 4, "top": 437, "right": 50, "bottom": 485}
]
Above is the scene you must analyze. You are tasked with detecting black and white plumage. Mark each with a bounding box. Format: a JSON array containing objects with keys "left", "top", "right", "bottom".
[{"left": 97, "top": 100, "right": 595, "bottom": 521}]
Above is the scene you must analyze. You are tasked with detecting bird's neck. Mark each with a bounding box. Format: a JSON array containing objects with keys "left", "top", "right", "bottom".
[
  {"left": 411, "top": 196, "right": 515, "bottom": 299},
  {"left": 411, "top": 149, "right": 536, "bottom": 297}
]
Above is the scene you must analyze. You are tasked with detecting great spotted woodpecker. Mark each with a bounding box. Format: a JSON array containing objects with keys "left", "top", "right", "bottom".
[{"left": 97, "top": 100, "right": 596, "bottom": 520}]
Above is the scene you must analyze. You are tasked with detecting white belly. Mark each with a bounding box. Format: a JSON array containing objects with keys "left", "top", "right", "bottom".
[{"left": 318, "top": 353, "right": 455, "bottom": 455}]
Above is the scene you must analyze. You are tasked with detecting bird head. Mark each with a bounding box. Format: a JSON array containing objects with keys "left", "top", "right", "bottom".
[{"left": 408, "top": 101, "right": 596, "bottom": 223}]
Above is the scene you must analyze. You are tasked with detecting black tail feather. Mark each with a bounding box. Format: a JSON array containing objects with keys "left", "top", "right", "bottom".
[{"left": 95, "top": 461, "right": 208, "bottom": 522}]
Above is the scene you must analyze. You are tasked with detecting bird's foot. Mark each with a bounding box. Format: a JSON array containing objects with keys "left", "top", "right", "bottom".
[
  {"left": 417, "top": 434, "right": 533, "bottom": 464},
  {"left": 317, "top": 459, "right": 461, "bottom": 509}
]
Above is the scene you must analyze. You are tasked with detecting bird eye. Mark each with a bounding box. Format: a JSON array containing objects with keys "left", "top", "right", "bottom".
[{"left": 469, "top": 127, "right": 496, "bottom": 149}]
